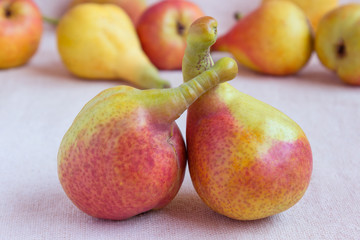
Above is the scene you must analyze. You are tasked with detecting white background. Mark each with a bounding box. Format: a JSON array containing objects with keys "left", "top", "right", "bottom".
[{"left": 1, "top": 0, "right": 359, "bottom": 239}]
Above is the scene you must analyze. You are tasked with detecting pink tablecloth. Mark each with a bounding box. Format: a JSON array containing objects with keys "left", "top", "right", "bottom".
[{"left": 1, "top": 0, "right": 359, "bottom": 239}]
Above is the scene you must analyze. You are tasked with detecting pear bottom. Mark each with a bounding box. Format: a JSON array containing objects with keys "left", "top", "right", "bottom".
[
  {"left": 58, "top": 122, "right": 186, "bottom": 220},
  {"left": 187, "top": 84, "right": 313, "bottom": 220}
]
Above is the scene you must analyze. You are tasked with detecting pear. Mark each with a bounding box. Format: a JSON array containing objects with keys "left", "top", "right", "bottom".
[
  {"left": 68, "top": 0, "right": 147, "bottom": 24},
  {"left": 184, "top": 17, "right": 313, "bottom": 220},
  {"left": 315, "top": 3, "right": 360, "bottom": 85},
  {"left": 57, "top": 56, "right": 238, "bottom": 220},
  {"left": 57, "top": 3, "right": 168, "bottom": 89},
  {"left": 212, "top": 0, "right": 313, "bottom": 76},
  {"left": 262, "top": 0, "right": 338, "bottom": 32}
]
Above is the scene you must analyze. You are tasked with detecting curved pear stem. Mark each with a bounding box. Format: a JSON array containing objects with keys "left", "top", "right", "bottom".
[
  {"left": 178, "top": 57, "right": 236, "bottom": 107},
  {"left": 182, "top": 16, "right": 218, "bottom": 82},
  {"left": 182, "top": 49, "right": 213, "bottom": 83},
  {"left": 150, "top": 57, "right": 238, "bottom": 123},
  {"left": 145, "top": 16, "right": 238, "bottom": 123}
]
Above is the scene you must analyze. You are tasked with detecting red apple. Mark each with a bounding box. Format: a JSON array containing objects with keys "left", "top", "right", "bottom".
[
  {"left": 0, "top": 0, "right": 43, "bottom": 69},
  {"left": 136, "top": 0, "right": 204, "bottom": 70}
]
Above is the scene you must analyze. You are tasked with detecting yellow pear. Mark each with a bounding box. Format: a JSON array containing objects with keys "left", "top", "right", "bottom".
[
  {"left": 262, "top": 0, "right": 338, "bottom": 32},
  {"left": 68, "top": 0, "right": 147, "bottom": 24},
  {"left": 57, "top": 3, "right": 169, "bottom": 89}
]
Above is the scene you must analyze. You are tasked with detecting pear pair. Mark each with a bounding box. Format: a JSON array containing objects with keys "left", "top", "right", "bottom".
[{"left": 58, "top": 16, "right": 312, "bottom": 221}]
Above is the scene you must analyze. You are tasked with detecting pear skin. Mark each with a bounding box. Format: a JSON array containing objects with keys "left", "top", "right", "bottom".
[
  {"left": 315, "top": 3, "right": 360, "bottom": 85},
  {"left": 184, "top": 17, "right": 313, "bottom": 220},
  {"left": 212, "top": 0, "right": 313, "bottom": 76},
  {"left": 187, "top": 84, "right": 313, "bottom": 220},
  {"left": 58, "top": 57, "right": 238, "bottom": 220},
  {"left": 57, "top": 3, "right": 168, "bottom": 89},
  {"left": 68, "top": 0, "right": 147, "bottom": 24},
  {"left": 262, "top": 0, "right": 338, "bottom": 32}
]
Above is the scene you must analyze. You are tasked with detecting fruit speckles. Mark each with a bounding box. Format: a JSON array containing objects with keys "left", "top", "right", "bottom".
[
  {"left": 58, "top": 114, "right": 186, "bottom": 220},
  {"left": 57, "top": 55, "right": 238, "bottom": 220},
  {"left": 187, "top": 87, "right": 312, "bottom": 220}
]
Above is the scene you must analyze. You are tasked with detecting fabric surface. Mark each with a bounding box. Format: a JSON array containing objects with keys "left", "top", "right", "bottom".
[{"left": 1, "top": 0, "right": 359, "bottom": 239}]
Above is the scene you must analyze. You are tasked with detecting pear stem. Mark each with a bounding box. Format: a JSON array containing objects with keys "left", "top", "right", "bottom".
[
  {"left": 155, "top": 57, "right": 237, "bottom": 123},
  {"left": 149, "top": 16, "right": 238, "bottom": 123},
  {"left": 234, "top": 12, "right": 243, "bottom": 21},
  {"left": 42, "top": 15, "right": 59, "bottom": 25},
  {"left": 177, "top": 70, "right": 219, "bottom": 109},
  {"left": 182, "top": 17, "right": 218, "bottom": 82},
  {"left": 182, "top": 48, "right": 214, "bottom": 82},
  {"left": 136, "top": 65, "right": 170, "bottom": 89}
]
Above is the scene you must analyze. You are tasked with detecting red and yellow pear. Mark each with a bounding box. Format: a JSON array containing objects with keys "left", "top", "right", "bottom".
[
  {"left": 262, "top": 0, "right": 338, "bottom": 32},
  {"left": 184, "top": 16, "right": 313, "bottom": 220},
  {"left": 212, "top": 0, "right": 313, "bottom": 76},
  {"left": 315, "top": 3, "right": 360, "bottom": 85},
  {"left": 57, "top": 50, "right": 238, "bottom": 219}
]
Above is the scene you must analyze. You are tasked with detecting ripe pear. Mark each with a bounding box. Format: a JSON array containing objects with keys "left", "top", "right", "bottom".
[
  {"left": 58, "top": 56, "right": 238, "bottom": 220},
  {"left": 315, "top": 3, "right": 360, "bottom": 85},
  {"left": 184, "top": 17, "right": 313, "bottom": 220},
  {"left": 57, "top": 3, "right": 168, "bottom": 89},
  {"left": 262, "top": 0, "right": 338, "bottom": 32},
  {"left": 68, "top": 0, "right": 147, "bottom": 24},
  {"left": 212, "top": 0, "right": 313, "bottom": 76}
]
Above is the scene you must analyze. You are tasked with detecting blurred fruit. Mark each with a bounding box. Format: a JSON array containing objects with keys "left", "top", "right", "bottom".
[
  {"left": 213, "top": 0, "right": 313, "bottom": 76},
  {"left": 315, "top": 3, "right": 360, "bottom": 85},
  {"left": 0, "top": 0, "right": 43, "bottom": 69},
  {"left": 57, "top": 3, "right": 169, "bottom": 89},
  {"left": 262, "top": 0, "right": 338, "bottom": 32},
  {"left": 68, "top": 0, "right": 147, "bottom": 24},
  {"left": 136, "top": 0, "right": 204, "bottom": 70}
]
